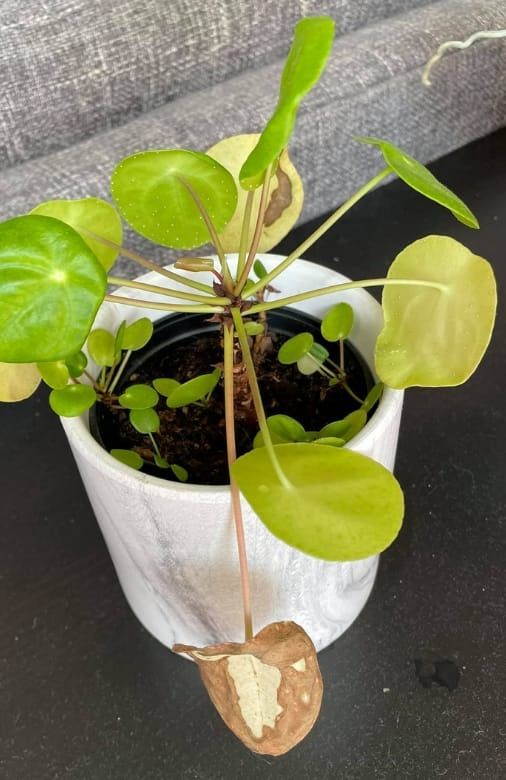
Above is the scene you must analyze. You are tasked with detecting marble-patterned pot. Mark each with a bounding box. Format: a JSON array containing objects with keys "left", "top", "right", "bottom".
[{"left": 61, "top": 255, "right": 404, "bottom": 653}]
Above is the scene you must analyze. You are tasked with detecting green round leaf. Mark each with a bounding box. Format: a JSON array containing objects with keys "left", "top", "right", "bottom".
[
  {"left": 37, "top": 360, "right": 70, "bottom": 389},
  {"left": 171, "top": 464, "right": 189, "bottom": 482},
  {"left": 111, "top": 449, "right": 143, "bottom": 470},
  {"left": 254, "top": 259, "right": 268, "bottom": 279},
  {"left": 111, "top": 150, "right": 238, "bottom": 249},
  {"left": 244, "top": 321, "right": 265, "bottom": 337},
  {"left": 240, "top": 18, "right": 335, "bottom": 189},
  {"left": 296, "top": 354, "right": 319, "bottom": 376},
  {"left": 375, "top": 235, "right": 497, "bottom": 388},
  {"left": 0, "top": 362, "right": 41, "bottom": 402},
  {"left": 356, "top": 137, "right": 479, "bottom": 228},
  {"left": 49, "top": 383, "right": 96, "bottom": 417},
  {"left": 87, "top": 329, "right": 116, "bottom": 368},
  {"left": 167, "top": 369, "right": 220, "bottom": 408},
  {"left": 231, "top": 443, "right": 404, "bottom": 561},
  {"left": 65, "top": 351, "right": 88, "bottom": 378},
  {"left": 278, "top": 332, "right": 314, "bottom": 365},
  {"left": 31, "top": 197, "right": 123, "bottom": 270},
  {"left": 123, "top": 318, "right": 154, "bottom": 351},
  {"left": 362, "top": 382, "right": 384, "bottom": 413},
  {"left": 319, "top": 410, "right": 367, "bottom": 443},
  {"left": 0, "top": 215, "right": 106, "bottom": 363},
  {"left": 321, "top": 302, "right": 354, "bottom": 342},
  {"left": 119, "top": 384, "right": 159, "bottom": 410},
  {"left": 153, "top": 377, "right": 180, "bottom": 397},
  {"left": 129, "top": 407, "right": 160, "bottom": 434},
  {"left": 253, "top": 414, "right": 306, "bottom": 448},
  {"left": 309, "top": 342, "right": 329, "bottom": 362},
  {"left": 314, "top": 436, "right": 345, "bottom": 447}
]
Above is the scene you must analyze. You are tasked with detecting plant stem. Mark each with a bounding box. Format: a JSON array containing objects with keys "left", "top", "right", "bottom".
[
  {"left": 246, "top": 168, "right": 391, "bottom": 297},
  {"left": 176, "top": 177, "right": 233, "bottom": 290},
  {"left": 236, "top": 190, "right": 255, "bottom": 282},
  {"left": 148, "top": 432, "right": 162, "bottom": 459},
  {"left": 108, "top": 349, "right": 132, "bottom": 395},
  {"left": 78, "top": 228, "right": 217, "bottom": 295},
  {"left": 247, "top": 277, "right": 446, "bottom": 315},
  {"left": 104, "top": 294, "right": 224, "bottom": 314},
  {"left": 223, "top": 323, "right": 254, "bottom": 641},
  {"left": 231, "top": 308, "right": 292, "bottom": 490},
  {"left": 234, "top": 164, "right": 273, "bottom": 295},
  {"left": 107, "top": 276, "right": 229, "bottom": 306}
]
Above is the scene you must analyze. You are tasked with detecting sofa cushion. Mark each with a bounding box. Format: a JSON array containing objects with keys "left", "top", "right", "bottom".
[{"left": 0, "top": 0, "right": 433, "bottom": 169}]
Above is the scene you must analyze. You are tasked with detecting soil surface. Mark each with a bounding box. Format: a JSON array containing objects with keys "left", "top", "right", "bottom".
[{"left": 93, "top": 325, "right": 373, "bottom": 486}]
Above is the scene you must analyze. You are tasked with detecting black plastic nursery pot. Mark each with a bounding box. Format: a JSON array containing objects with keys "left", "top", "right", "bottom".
[{"left": 90, "top": 307, "right": 374, "bottom": 486}]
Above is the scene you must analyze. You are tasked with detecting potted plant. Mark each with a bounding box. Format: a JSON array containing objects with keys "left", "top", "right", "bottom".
[{"left": 0, "top": 17, "right": 496, "bottom": 757}]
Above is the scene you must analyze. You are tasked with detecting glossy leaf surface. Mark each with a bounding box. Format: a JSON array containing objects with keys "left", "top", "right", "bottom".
[
  {"left": 278, "top": 332, "right": 313, "bottom": 365},
  {"left": 111, "top": 449, "right": 143, "bottom": 470},
  {"left": 0, "top": 363, "right": 41, "bottom": 402},
  {"left": 65, "top": 351, "right": 88, "bottom": 378},
  {"left": 239, "top": 18, "right": 335, "bottom": 189},
  {"left": 0, "top": 215, "right": 106, "bottom": 362},
  {"left": 375, "top": 235, "right": 497, "bottom": 388},
  {"left": 119, "top": 384, "right": 159, "bottom": 410},
  {"left": 129, "top": 407, "right": 160, "bottom": 434},
  {"left": 31, "top": 198, "right": 122, "bottom": 270},
  {"left": 49, "top": 383, "right": 96, "bottom": 417},
  {"left": 356, "top": 137, "right": 478, "bottom": 228},
  {"left": 321, "top": 302, "right": 354, "bottom": 342},
  {"left": 231, "top": 443, "right": 404, "bottom": 561},
  {"left": 254, "top": 414, "right": 306, "bottom": 448},
  {"left": 167, "top": 369, "right": 220, "bottom": 408},
  {"left": 87, "top": 329, "right": 116, "bottom": 367},
  {"left": 153, "top": 377, "right": 180, "bottom": 397},
  {"left": 111, "top": 150, "right": 237, "bottom": 248},
  {"left": 123, "top": 318, "right": 154, "bottom": 351},
  {"left": 37, "top": 360, "right": 70, "bottom": 389},
  {"left": 319, "top": 410, "right": 367, "bottom": 442}
]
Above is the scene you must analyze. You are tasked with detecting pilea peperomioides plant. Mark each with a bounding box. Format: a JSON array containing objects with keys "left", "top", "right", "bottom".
[{"left": 0, "top": 17, "right": 497, "bottom": 756}]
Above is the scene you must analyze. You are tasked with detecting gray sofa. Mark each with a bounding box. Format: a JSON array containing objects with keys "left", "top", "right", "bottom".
[{"left": 1, "top": 0, "right": 505, "bottom": 273}]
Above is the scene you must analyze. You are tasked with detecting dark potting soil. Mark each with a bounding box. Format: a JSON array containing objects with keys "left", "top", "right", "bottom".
[{"left": 92, "top": 316, "right": 374, "bottom": 486}]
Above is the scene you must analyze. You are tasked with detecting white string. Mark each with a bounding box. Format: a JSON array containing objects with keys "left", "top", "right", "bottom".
[{"left": 422, "top": 29, "right": 506, "bottom": 86}]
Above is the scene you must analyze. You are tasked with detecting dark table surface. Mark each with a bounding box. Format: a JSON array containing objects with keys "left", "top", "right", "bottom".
[{"left": 2, "top": 129, "right": 505, "bottom": 780}]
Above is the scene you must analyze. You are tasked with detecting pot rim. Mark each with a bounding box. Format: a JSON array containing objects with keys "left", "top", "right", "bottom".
[{"left": 62, "top": 255, "right": 403, "bottom": 499}]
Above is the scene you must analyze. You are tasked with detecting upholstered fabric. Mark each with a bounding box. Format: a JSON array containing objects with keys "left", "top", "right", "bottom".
[
  {"left": 0, "top": 0, "right": 433, "bottom": 169},
  {"left": 0, "top": 0, "right": 505, "bottom": 277}
]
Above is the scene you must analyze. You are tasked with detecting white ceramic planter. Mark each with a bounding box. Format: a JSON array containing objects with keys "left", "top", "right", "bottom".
[{"left": 61, "top": 255, "right": 403, "bottom": 653}]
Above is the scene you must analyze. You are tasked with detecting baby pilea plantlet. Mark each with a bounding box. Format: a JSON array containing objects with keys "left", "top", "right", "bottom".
[{"left": 0, "top": 17, "right": 497, "bottom": 755}]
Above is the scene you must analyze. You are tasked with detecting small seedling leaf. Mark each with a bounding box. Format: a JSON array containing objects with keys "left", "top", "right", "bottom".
[
  {"left": 37, "top": 360, "right": 70, "bottom": 390},
  {"left": 171, "top": 464, "right": 189, "bottom": 482},
  {"left": 309, "top": 342, "right": 329, "bottom": 363},
  {"left": 376, "top": 235, "right": 497, "bottom": 387},
  {"left": 129, "top": 407, "right": 160, "bottom": 434},
  {"left": 123, "top": 318, "right": 154, "bottom": 351},
  {"left": 0, "top": 215, "right": 106, "bottom": 362},
  {"left": 65, "top": 351, "right": 88, "bottom": 378},
  {"left": 153, "top": 377, "right": 180, "bottom": 397},
  {"left": 231, "top": 444, "right": 404, "bottom": 561},
  {"left": 362, "top": 382, "right": 384, "bottom": 413},
  {"left": 111, "top": 449, "right": 143, "bottom": 470},
  {"left": 319, "top": 409, "right": 367, "bottom": 443},
  {"left": 111, "top": 150, "right": 237, "bottom": 249},
  {"left": 296, "top": 354, "right": 319, "bottom": 375},
  {"left": 278, "top": 332, "right": 313, "bottom": 365},
  {"left": 254, "top": 414, "right": 306, "bottom": 448},
  {"left": 154, "top": 454, "right": 170, "bottom": 469},
  {"left": 356, "top": 137, "right": 479, "bottom": 228},
  {"left": 174, "top": 257, "right": 215, "bottom": 272},
  {"left": 254, "top": 259, "right": 268, "bottom": 278},
  {"left": 49, "top": 383, "right": 96, "bottom": 417},
  {"left": 87, "top": 328, "right": 116, "bottom": 367},
  {"left": 119, "top": 384, "right": 159, "bottom": 410},
  {"left": 167, "top": 369, "right": 221, "bottom": 408},
  {"left": 0, "top": 363, "right": 41, "bottom": 402},
  {"left": 321, "top": 302, "right": 354, "bottom": 342},
  {"left": 244, "top": 321, "right": 265, "bottom": 337},
  {"left": 315, "top": 436, "right": 345, "bottom": 447}
]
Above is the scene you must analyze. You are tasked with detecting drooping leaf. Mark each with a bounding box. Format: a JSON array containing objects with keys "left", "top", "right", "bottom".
[
  {"left": 119, "top": 383, "right": 159, "bottom": 410},
  {"left": 65, "top": 351, "right": 88, "bottom": 378},
  {"left": 239, "top": 18, "right": 335, "bottom": 189},
  {"left": 37, "top": 360, "right": 70, "bottom": 389},
  {"left": 171, "top": 463, "right": 189, "bottom": 482},
  {"left": 253, "top": 414, "right": 306, "bottom": 448},
  {"left": 207, "top": 135, "right": 303, "bottom": 252},
  {"left": 111, "top": 449, "right": 144, "bottom": 470},
  {"left": 278, "top": 332, "right": 313, "bottom": 365},
  {"left": 31, "top": 197, "right": 123, "bottom": 270},
  {"left": 0, "top": 215, "right": 106, "bottom": 362},
  {"left": 375, "top": 235, "right": 497, "bottom": 388},
  {"left": 356, "top": 137, "right": 479, "bottom": 228},
  {"left": 152, "top": 377, "right": 180, "bottom": 397},
  {"left": 321, "top": 302, "right": 354, "bottom": 342},
  {"left": 123, "top": 318, "right": 154, "bottom": 351},
  {"left": 49, "top": 383, "right": 97, "bottom": 417},
  {"left": 318, "top": 409, "right": 367, "bottom": 442},
  {"left": 231, "top": 443, "right": 404, "bottom": 561},
  {"left": 0, "top": 363, "right": 41, "bottom": 402},
  {"left": 87, "top": 328, "right": 116, "bottom": 367},
  {"left": 129, "top": 407, "right": 160, "bottom": 434},
  {"left": 167, "top": 368, "right": 221, "bottom": 408},
  {"left": 111, "top": 150, "right": 237, "bottom": 249},
  {"left": 173, "top": 621, "right": 323, "bottom": 756}
]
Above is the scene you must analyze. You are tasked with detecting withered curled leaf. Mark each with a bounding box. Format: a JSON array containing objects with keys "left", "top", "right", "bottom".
[
  {"left": 173, "top": 621, "right": 323, "bottom": 756},
  {"left": 264, "top": 165, "right": 293, "bottom": 227}
]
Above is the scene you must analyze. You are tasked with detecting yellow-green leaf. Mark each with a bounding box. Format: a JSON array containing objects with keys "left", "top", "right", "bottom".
[{"left": 0, "top": 363, "right": 41, "bottom": 402}]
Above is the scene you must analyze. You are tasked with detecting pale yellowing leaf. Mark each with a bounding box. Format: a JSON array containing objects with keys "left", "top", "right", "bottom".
[
  {"left": 207, "top": 134, "right": 303, "bottom": 253},
  {"left": 376, "top": 235, "right": 497, "bottom": 388},
  {"left": 0, "top": 363, "right": 41, "bottom": 402}
]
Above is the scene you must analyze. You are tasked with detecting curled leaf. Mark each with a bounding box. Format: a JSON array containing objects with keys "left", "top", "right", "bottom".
[
  {"left": 0, "top": 363, "right": 41, "bottom": 402},
  {"left": 173, "top": 621, "right": 323, "bottom": 756}
]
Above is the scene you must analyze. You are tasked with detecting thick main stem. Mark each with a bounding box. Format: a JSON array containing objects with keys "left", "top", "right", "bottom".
[
  {"left": 231, "top": 308, "right": 292, "bottom": 490},
  {"left": 223, "top": 323, "right": 254, "bottom": 641},
  {"left": 246, "top": 168, "right": 391, "bottom": 297},
  {"left": 234, "top": 164, "right": 273, "bottom": 295},
  {"left": 247, "top": 277, "right": 446, "bottom": 315}
]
